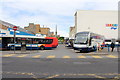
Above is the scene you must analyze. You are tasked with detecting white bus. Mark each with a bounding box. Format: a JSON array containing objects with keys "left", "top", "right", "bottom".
[
  {"left": 73, "top": 31, "right": 105, "bottom": 52},
  {"left": 104, "top": 39, "right": 119, "bottom": 47}
]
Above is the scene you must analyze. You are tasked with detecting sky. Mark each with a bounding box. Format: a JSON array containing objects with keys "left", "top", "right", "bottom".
[{"left": 0, "top": 0, "right": 119, "bottom": 37}]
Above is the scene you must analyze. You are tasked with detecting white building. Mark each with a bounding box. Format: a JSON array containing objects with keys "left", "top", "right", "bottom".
[
  {"left": 70, "top": 10, "right": 118, "bottom": 39},
  {"left": 69, "top": 26, "right": 75, "bottom": 39}
]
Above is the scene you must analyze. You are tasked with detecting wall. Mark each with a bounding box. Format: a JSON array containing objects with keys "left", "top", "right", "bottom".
[
  {"left": 69, "top": 27, "right": 75, "bottom": 39},
  {"left": 39, "top": 28, "right": 50, "bottom": 36},
  {"left": 24, "top": 23, "right": 51, "bottom": 36},
  {"left": 75, "top": 10, "right": 118, "bottom": 39}
]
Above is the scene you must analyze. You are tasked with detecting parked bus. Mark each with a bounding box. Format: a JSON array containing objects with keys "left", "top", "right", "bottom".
[
  {"left": 65, "top": 38, "right": 74, "bottom": 48},
  {"left": 0, "top": 37, "right": 11, "bottom": 50},
  {"left": 73, "top": 31, "right": 104, "bottom": 52},
  {"left": 104, "top": 39, "right": 119, "bottom": 47},
  {"left": 45, "top": 37, "right": 58, "bottom": 48},
  {"left": 1, "top": 36, "right": 58, "bottom": 50}
]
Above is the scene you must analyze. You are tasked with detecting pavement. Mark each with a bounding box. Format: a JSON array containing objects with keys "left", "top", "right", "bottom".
[
  {"left": 0, "top": 44, "right": 119, "bottom": 59},
  {"left": 1, "top": 44, "right": 119, "bottom": 80}
]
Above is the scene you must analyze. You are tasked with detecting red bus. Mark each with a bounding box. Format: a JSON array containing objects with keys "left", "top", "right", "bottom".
[
  {"left": 5, "top": 36, "right": 58, "bottom": 50},
  {"left": 45, "top": 37, "right": 58, "bottom": 48}
]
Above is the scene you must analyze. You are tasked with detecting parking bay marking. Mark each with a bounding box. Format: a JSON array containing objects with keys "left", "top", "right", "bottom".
[
  {"left": 32, "top": 55, "right": 41, "bottom": 58},
  {"left": 78, "top": 56, "right": 86, "bottom": 58},
  {"left": 47, "top": 55, "right": 55, "bottom": 58},
  {"left": 106, "top": 55, "right": 117, "bottom": 58},
  {"left": 91, "top": 56, "right": 102, "bottom": 58},
  {"left": 63, "top": 56, "right": 71, "bottom": 58},
  {"left": 2, "top": 54, "right": 118, "bottom": 59},
  {"left": 17, "top": 54, "right": 28, "bottom": 57},
  {"left": 2, "top": 54, "right": 16, "bottom": 57}
]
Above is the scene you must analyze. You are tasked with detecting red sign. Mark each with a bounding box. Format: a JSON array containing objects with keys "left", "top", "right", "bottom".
[{"left": 13, "top": 26, "right": 17, "bottom": 31}]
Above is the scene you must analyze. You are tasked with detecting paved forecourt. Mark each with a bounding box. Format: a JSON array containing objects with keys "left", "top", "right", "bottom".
[{"left": 1, "top": 44, "right": 118, "bottom": 59}]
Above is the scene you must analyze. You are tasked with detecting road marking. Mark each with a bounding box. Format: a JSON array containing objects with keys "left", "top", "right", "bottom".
[
  {"left": 91, "top": 56, "right": 102, "bottom": 58},
  {"left": 2, "top": 54, "right": 16, "bottom": 57},
  {"left": 47, "top": 74, "right": 59, "bottom": 78},
  {"left": 63, "top": 56, "right": 70, "bottom": 58},
  {"left": 93, "top": 74, "right": 106, "bottom": 79},
  {"left": 3, "top": 71, "right": 119, "bottom": 79},
  {"left": 107, "top": 55, "right": 117, "bottom": 58},
  {"left": 32, "top": 55, "right": 41, "bottom": 58},
  {"left": 17, "top": 54, "right": 28, "bottom": 57},
  {"left": 47, "top": 55, "right": 55, "bottom": 58},
  {"left": 78, "top": 56, "right": 86, "bottom": 58}
]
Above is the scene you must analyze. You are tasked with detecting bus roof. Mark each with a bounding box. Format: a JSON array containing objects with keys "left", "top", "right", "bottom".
[
  {"left": 45, "top": 37, "right": 57, "bottom": 39},
  {"left": 1, "top": 35, "right": 45, "bottom": 38}
]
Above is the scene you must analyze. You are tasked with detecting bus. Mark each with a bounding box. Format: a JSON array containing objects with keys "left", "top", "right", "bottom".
[
  {"left": 104, "top": 39, "right": 119, "bottom": 47},
  {"left": 1, "top": 36, "right": 58, "bottom": 50},
  {"left": 65, "top": 38, "right": 74, "bottom": 48},
  {"left": 73, "top": 31, "right": 104, "bottom": 52},
  {"left": 45, "top": 37, "right": 58, "bottom": 48}
]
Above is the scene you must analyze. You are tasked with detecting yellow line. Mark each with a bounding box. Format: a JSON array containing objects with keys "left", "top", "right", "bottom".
[
  {"left": 63, "top": 56, "right": 70, "bottom": 58},
  {"left": 91, "top": 56, "right": 102, "bottom": 58},
  {"left": 47, "top": 74, "right": 59, "bottom": 78},
  {"left": 78, "top": 56, "right": 86, "bottom": 58},
  {"left": 3, "top": 54, "right": 16, "bottom": 57},
  {"left": 17, "top": 54, "right": 28, "bottom": 57},
  {"left": 91, "top": 74, "right": 106, "bottom": 79},
  {"left": 47, "top": 55, "right": 55, "bottom": 58},
  {"left": 32, "top": 55, "right": 41, "bottom": 58},
  {"left": 107, "top": 55, "right": 117, "bottom": 58}
]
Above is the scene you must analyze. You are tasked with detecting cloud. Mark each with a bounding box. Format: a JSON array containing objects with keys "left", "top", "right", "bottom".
[{"left": 0, "top": 0, "right": 119, "bottom": 37}]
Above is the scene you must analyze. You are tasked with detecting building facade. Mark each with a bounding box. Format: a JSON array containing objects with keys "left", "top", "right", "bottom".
[
  {"left": 71, "top": 10, "right": 118, "bottom": 39},
  {"left": 24, "top": 23, "right": 54, "bottom": 37},
  {"left": 24, "top": 23, "right": 39, "bottom": 34},
  {"left": 0, "top": 20, "right": 34, "bottom": 35},
  {"left": 69, "top": 26, "right": 75, "bottom": 39},
  {"left": 0, "top": 20, "right": 36, "bottom": 37}
]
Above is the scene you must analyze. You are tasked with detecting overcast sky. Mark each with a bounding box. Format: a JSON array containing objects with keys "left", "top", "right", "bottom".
[{"left": 0, "top": 0, "right": 119, "bottom": 37}]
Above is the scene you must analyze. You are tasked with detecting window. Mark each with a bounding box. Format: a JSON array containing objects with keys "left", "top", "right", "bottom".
[
  {"left": 105, "top": 40, "right": 111, "bottom": 42},
  {"left": 38, "top": 39, "right": 53, "bottom": 44}
]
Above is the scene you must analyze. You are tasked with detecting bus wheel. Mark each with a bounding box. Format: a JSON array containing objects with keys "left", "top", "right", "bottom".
[
  {"left": 40, "top": 46, "right": 45, "bottom": 50},
  {"left": 93, "top": 46, "right": 97, "bottom": 51},
  {"left": 11, "top": 46, "right": 14, "bottom": 50}
]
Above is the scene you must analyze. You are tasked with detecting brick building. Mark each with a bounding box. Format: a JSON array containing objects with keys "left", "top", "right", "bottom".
[{"left": 24, "top": 23, "right": 54, "bottom": 37}]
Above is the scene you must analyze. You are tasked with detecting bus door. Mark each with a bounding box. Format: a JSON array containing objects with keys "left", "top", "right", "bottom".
[{"left": 21, "top": 38, "right": 26, "bottom": 51}]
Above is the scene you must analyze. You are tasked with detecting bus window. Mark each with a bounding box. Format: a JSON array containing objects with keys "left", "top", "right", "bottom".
[
  {"left": 39, "top": 39, "right": 53, "bottom": 44},
  {"left": 105, "top": 40, "right": 111, "bottom": 42}
]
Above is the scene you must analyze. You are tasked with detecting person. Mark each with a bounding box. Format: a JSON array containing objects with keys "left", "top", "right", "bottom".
[
  {"left": 101, "top": 42, "right": 105, "bottom": 49},
  {"left": 111, "top": 42, "right": 115, "bottom": 52},
  {"left": 97, "top": 43, "right": 101, "bottom": 51},
  {"left": 117, "top": 41, "right": 120, "bottom": 52}
]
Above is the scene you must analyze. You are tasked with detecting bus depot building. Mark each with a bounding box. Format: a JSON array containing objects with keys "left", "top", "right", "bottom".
[
  {"left": 0, "top": 28, "right": 45, "bottom": 50},
  {"left": 69, "top": 10, "right": 118, "bottom": 40}
]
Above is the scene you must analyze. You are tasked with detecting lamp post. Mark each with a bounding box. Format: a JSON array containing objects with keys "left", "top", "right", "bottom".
[
  {"left": 13, "top": 26, "right": 17, "bottom": 54},
  {"left": 55, "top": 25, "right": 57, "bottom": 37}
]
